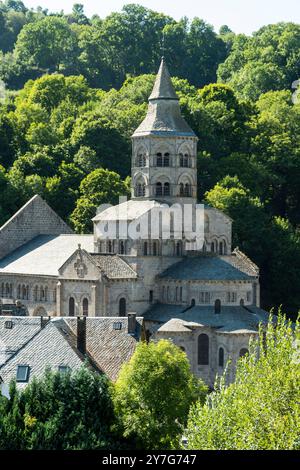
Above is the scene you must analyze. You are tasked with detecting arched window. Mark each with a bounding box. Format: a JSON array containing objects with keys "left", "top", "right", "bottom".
[
  {"left": 120, "top": 240, "right": 125, "bottom": 255},
  {"left": 156, "top": 152, "right": 163, "bottom": 167},
  {"left": 135, "top": 183, "right": 145, "bottom": 197},
  {"left": 164, "top": 182, "right": 170, "bottom": 196},
  {"left": 219, "top": 347, "right": 224, "bottom": 367},
  {"left": 191, "top": 298, "right": 196, "bottom": 307},
  {"left": 163, "top": 152, "right": 170, "bottom": 167},
  {"left": 108, "top": 240, "right": 113, "bottom": 253},
  {"left": 82, "top": 298, "right": 89, "bottom": 316},
  {"left": 156, "top": 182, "right": 163, "bottom": 196},
  {"left": 34, "top": 286, "right": 38, "bottom": 301},
  {"left": 184, "top": 183, "right": 191, "bottom": 197},
  {"left": 240, "top": 298, "right": 245, "bottom": 306},
  {"left": 179, "top": 183, "right": 184, "bottom": 196},
  {"left": 119, "top": 297, "right": 126, "bottom": 316},
  {"left": 137, "top": 153, "right": 146, "bottom": 167},
  {"left": 176, "top": 241, "right": 182, "bottom": 256},
  {"left": 180, "top": 153, "right": 189, "bottom": 167},
  {"left": 153, "top": 242, "right": 157, "bottom": 256},
  {"left": 44, "top": 287, "right": 48, "bottom": 302},
  {"left": 219, "top": 241, "right": 224, "bottom": 255},
  {"left": 239, "top": 348, "right": 249, "bottom": 358},
  {"left": 69, "top": 297, "right": 75, "bottom": 317},
  {"left": 143, "top": 242, "right": 148, "bottom": 256},
  {"left": 17, "top": 284, "right": 21, "bottom": 299},
  {"left": 215, "top": 299, "right": 221, "bottom": 314},
  {"left": 198, "top": 334, "right": 209, "bottom": 365}
]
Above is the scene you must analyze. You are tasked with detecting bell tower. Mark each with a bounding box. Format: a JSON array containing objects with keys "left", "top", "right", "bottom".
[{"left": 131, "top": 58, "right": 198, "bottom": 205}]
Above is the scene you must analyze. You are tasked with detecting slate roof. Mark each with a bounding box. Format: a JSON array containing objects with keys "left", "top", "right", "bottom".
[
  {"left": 0, "top": 316, "right": 42, "bottom": 365},
  {"left": 144, "top": 303, "right": 270, "bottom": 334},
  {"left": 0, "top": 234, "right": 94, "bottom": 276},
  {"left": 133, "top": 58, "right": 196, "bottom": 137},
  {"left": 90, "top": 254, "right": 137, "bottom": 279},
  {"left": 64, "top": 317, "right": 144, "bottom": 381},
  {"left": 159, "top": 254, "right": 257, "bottom": 281},
  {"left": 0, "top": 320, "right": 86, "bottom": 388}
]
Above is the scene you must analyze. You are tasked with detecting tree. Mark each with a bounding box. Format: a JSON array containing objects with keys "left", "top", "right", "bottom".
[
  {"left": 113, "top": 340, "right": 207, "bottom": 450},
  {"left": 70, "top": 168, "right": 129, "bottom": 233},
  {"left": 14, "top": 16, "right": 79, "bottom": 73},
  {"left": 184, "top": 314, "right": 300, "bottom": 450},
  {"left": 0, "top": 367, "right": 122, "bottom": 450}
]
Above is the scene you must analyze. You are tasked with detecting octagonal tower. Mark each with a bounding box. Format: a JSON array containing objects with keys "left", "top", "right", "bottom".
[{"left": 131, "top": 58, "right": 198, "bottom": 205}]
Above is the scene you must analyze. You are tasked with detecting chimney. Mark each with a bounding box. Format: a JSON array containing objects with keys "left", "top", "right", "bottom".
[
  {"left": 127, "top": 313, "right": 137, "bottom": 336},
  {"left": 77, "top": 316, "right": 86, "bottom": 354},
  {"left": 41, "top": 316, "right": 51, "bottom": 328}
]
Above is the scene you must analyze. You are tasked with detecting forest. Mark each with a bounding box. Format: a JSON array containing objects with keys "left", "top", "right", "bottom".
[{"left": 0, "top": 1, "right": 299, "bottom": 314}]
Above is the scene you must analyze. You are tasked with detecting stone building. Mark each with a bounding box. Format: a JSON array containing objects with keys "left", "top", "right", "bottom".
[{"left": 0, "top": 58, "right": 269, "bottom": 387}]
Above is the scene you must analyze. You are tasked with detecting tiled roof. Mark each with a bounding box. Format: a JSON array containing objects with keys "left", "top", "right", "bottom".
[
  {"left": 159, "top": 255, "right": 256, "bottom": 281},
  {"left": 0, "top": 316, "right": 42, "bottom": 365},
  {"left": 0, "top": 321, "right": 86, "bottom": 388},
  {"left": 0, "top": 234, "right": 94, "bottom": 276},
  {"left": 144, "top": 303, "right": 270, "bottom": 334},
  {"left": 90, "top": 254, "right": 137, "bottom": 279},
  {"left": 64, "top": 317, "right": 144, "bottom": 382}
]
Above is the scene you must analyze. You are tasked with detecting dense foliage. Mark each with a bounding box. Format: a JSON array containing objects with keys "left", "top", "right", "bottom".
[
  {"left": 184, "top": 314, "right": 300, "bottom": 450},
  {"left": 113, "top": 340, "right": 207, "bottom": 449},
  {"left": 0, "top": 2, "right": 299, "bottom": 313},
  {"left": 0, "top": 367, "right": 121, "bottom": 450}
]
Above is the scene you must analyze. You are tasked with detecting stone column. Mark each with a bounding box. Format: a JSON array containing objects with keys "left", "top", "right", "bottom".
[
  {"left": 91, "top": 284, "right": 97, "bottom": 317},
  {"left": 56, "top": 281, "right": 62, "bottom": 316}
]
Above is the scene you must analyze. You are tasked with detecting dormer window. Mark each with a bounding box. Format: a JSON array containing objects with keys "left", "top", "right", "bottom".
[{"left": 16, "top": 365, "right": 30, "bottom": 383}]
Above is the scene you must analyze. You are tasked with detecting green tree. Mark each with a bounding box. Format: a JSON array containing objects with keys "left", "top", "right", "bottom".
[
  {"left": 0, "top": 367, "right": 121, "bottom": 450},
  {"left": 184, "top": 314, "right": 300, "bottom": 450},
  {"left": 113, "top": 339, "right": 207, "bottom": 450},
  {"left": 70, "top": 168, "right": 129, "bottom": 233},
  {"left": 14, "top": 16, "right": 79, "bottom": 73}
]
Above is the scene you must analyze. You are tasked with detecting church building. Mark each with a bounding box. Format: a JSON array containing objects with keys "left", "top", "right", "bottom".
[{"left": 0, "top": 59, "right": 269, "bottom": 386}]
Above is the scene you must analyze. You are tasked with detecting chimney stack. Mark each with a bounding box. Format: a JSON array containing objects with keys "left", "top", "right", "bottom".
[
  {"left": 77, "top": 316, "right": 86, "bottom": 354},
  {"left": 127, "top": 313, "right": 137, "bottom": 336}
]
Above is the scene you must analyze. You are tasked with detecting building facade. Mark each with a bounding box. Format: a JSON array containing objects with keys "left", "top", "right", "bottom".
[{"left": 0, "top": 59, "right": 269, "bottom": 386}]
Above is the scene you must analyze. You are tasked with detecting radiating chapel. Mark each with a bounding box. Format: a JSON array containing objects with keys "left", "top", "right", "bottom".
[{"left": 0, "top": 59, "right": 269, "bottom": 386}]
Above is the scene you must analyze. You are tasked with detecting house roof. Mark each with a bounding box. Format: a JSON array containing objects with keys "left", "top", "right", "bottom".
[
  {"left": 0, "top": 234, "right": 94, "bottom": 277},
  {"left": 144, "top": 303, "right": 270, "bottom": 334},
  {"left": 0, "top": 320, "right": 86, "bottom": 388},
  {"left": 0, "top": 316, "right": 42, "bottom": 365},
  {"left": 0, "top": 316, "right": 145, "bottom": 385},
  {"left": 63, "top": 317, "right": 144, "bottom": 381},
  {"left": 159, "top": 254, "right": 257, "bottom": 281}
]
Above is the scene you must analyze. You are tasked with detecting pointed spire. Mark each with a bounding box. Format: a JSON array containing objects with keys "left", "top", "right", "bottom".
[
  {"left": 149, "top": 57, "right": 178, "bottom": 101},
  {"left": 132, "top": 58, "right": 196, "bottom": 137}
]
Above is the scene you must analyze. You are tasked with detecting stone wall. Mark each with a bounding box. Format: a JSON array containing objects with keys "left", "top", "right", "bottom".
[{"left": 0, "top": 195, "right": 73, "bottom": 260}]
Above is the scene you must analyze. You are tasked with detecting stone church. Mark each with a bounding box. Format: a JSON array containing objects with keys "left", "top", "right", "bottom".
[{"left": 0, "top": 59, "right": 269, "bottom": 386}]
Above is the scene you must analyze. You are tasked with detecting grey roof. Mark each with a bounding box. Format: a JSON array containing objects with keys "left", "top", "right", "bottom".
[
  {"left": 0, "top": 320, "right": 86, "bottom": 387},
  {"left": 90, "top": 254, "right": 137, "bottom": 279},
  {"left": 0, "top": 316, "right": 42, "bottom": 365},
  {"left": 0, "top": 234, "right": 94, "bottom": 276},
  {"left": 159, "top": 255, "right": 257, "bottom": 281},
  {"left": 64, "top": 317, "right": 144, "bottom": 381},
  {"left": 132, "top": 58, "right": 196, "bottom": 137},
  {"left": 92, "top": 199, "right": 165, "bottom": 222},
  {"left": 149, "top": 57, "right": 178, "bottom": 101},
  {"left": 144, "top": 303, "right": 270, "bottom": 334}
]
